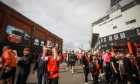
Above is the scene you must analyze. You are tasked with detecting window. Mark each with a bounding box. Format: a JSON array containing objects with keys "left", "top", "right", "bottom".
[
  {"left": 137, "top": 29, "right": 140, "bottom": 35},
  {"left": 47, "top": 40, "right": 54, "bottom": 46},
  {"left": 113, "top": 26, "right": 117, "bottom": 29},
  {"left": 104, "top": 38, "right": 106, "bottom": 42},
  {"left": 114, "top": 34, "right": 118, "bottom": 40},
  {"left": 100, "top": 45, "right": 102, "bottom": 47},
  {"left": 102, "top": 45, "right": 104, "bottom": 47},
  {"left": 110, "top": 43, "right": 114, "bottom": 46},
  {"left": 34, "top": 39, "right": 39, "bottom": 46},
  {"left": 126, "top": 19, "right": 136, "bottom": 25},
  {"left": 120, "top": 32, "right": 125, "bottom": 38},
  {"left": 109, "top": 36, "right": 113, "bottom": 41},
  {"left": 100, "top": 38, "right": 103, "bottom": 43},
  {"left": 40, "top": 41, "right": 45, "bottom": 46}
]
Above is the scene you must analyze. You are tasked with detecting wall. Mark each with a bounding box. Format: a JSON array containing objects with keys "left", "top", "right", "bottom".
[
  {"left": 92, "top": 4, "right": 140, "bottom": 38},
  {"left": 0, "top": 2, "right": 63, "bottom": 55}
]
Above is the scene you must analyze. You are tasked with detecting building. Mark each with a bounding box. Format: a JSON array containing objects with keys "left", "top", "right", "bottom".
[
  {"left": 91, "top": 0, "right": 140, "bottom": 55},
  {"left": 110, "top": 0, "right": 121, "bottom": 7},
  {"left": 0, "top": 2, "right": 63, "bottom": 56}
]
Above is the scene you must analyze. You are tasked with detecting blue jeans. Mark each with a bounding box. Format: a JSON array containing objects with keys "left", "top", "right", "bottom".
[{"left": 37, "top": 73, "right": 47, "bottom": 84}]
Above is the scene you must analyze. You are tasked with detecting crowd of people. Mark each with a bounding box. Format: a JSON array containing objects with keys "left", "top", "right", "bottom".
[
  {"left": 63, "top": 49, "right": 140, "bottom": 84},
  {"left": 0, "top": 44, "right": 140, "bottom": 84},
  {"left": 0, "top": 45, "right": 62, "bottom": 84}
]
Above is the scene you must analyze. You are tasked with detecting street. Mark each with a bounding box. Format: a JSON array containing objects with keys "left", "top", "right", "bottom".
[
  {"left": 26, "top": 61, "right": 107, "bottom": 84},
  {"left": 26, "top": 62, "right": 85, "bottom": 84}
]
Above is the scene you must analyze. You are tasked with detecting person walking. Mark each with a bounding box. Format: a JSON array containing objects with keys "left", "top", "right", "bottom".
[
  {"left": 110, "top": 52, "right": 122, "bottom": 83},
  {"left": 66, "top": 51, "right": 70, "bottom": 70},
  {"left": 78, "top": 52, "right": 83, "bottom": 65},
  {"left": 123, "top": 53, "right": 137, "bottom": 84},
  {"left": 90, "top": 56, "right": 100, "bottom": 84},
  {"left": 119, "top": 53, "right": 127, "bottom": 84},
  {"left": 81, "top": 52, "right": 90, "bottom": 84},
  {"left": 104, "top": 50, "right": 112, "bottom": 84},
  {"left": 68, "top": 51, "right": 77, "bottom": 74}
]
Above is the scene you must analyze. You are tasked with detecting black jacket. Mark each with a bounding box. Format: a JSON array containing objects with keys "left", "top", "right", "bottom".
[
  {"left": 68, "top": 54, "right": 77, "bottom": 61},
  {"left": 33, "top": 54, "right": 47, "bottom": 74},
  {"left": 18, "top": 55, "right": 32, "bottom": 75},
  {"left": 123, "top": 57, "right": 136, "bottom": 75},
  {"left": 81, "top": 55, "right": 89, "bottom": 68}
]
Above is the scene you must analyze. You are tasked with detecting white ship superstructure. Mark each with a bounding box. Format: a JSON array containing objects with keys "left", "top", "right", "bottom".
[{"left": 91, "top": 0, "right": 140, "bottom": 54}]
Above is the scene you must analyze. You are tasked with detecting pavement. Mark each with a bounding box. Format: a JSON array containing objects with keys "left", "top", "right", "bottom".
[{"left": 25, "top": 61, "right": 107, "bottom": 84}]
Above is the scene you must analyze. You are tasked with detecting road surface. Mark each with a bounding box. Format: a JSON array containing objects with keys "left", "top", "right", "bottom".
[{"left": 26, "top": 61, "right": 107, "bottom": 84}]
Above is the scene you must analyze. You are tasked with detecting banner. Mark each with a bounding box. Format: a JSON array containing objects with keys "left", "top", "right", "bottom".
[{"left": 5, "top": 25, "right": 30, "bottom": 46}]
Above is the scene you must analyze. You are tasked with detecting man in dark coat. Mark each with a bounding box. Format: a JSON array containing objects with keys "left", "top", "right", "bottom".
[
  {"left": 81, "top": 52, "right": 90, "bottom": 84},
  {"left": 123, "top": 53, "right": 137, "bottom": 84}
]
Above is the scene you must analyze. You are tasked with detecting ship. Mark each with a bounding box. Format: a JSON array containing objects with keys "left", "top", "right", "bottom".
[{"left": 91, "top": 0, "right": 140, "bottom": 55}]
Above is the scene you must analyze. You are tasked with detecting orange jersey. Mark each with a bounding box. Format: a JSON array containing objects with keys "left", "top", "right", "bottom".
[
  {"left": 47, "top": 55, "right": 62, "bottom": 79},
  {"left": 92, "top": 62, "right": 100, "bottom": 76},
  {"left": 78, "top": 53, "right": 83, "bottom": 59},
  {"left": 2, "top": 49, "right": 16, "bottom": 68},
  {"left": 9, "top": 50, "right": 16, "bottom": 67},
  {"left": 63, "top": 53, "right": 67, "bottom": 59}
]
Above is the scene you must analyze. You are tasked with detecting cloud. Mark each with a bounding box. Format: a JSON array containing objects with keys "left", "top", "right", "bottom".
[{"left": 1, "top": 0, "right": 110, "bottom": 50}]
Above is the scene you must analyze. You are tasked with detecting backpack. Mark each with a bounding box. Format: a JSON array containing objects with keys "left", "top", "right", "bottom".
[
  {"left": 89, "top": 62, "right": 96, "bottom": 73},
  {"left": 69, "top": 54, "right": 76, "bottom": 61}
]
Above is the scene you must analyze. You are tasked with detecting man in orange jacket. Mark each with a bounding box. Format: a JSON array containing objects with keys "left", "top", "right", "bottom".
[
  {"left": 1, "top": 46, "right": 16, "bottom": 84},
  {"left": 41, "top": 45, "right": 62, "bottom": 84}
]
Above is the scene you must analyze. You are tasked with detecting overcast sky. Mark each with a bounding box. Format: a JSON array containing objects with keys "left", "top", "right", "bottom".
[{"left": 1, "top": 0, "right": 111, "bottom": 50}]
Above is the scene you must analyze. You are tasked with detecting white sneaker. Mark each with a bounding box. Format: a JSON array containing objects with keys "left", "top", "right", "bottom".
[
  {"left": 72, "top": 70, "right": 74, "bottom": 74},
  {"left": 90, "top": 75, "right": 93, "bottom": 80},
  {"left": 98, "top": 75, "right": 101, "bottom": 78},
  {"left": 66, "top": 68, "right": 69, "bottom": 70},
  {"left": 85, "top": 83, "right": 88, "bottom": 84}
]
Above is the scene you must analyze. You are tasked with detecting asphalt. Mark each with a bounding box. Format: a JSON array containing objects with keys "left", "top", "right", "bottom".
[{"left": 25, "top": 61, "right": 108, "bottom": 84}]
